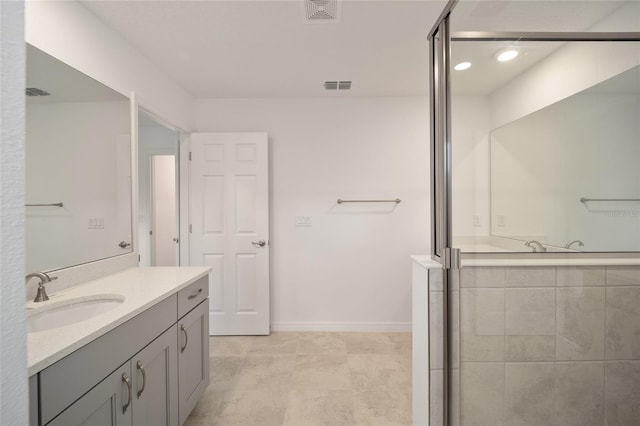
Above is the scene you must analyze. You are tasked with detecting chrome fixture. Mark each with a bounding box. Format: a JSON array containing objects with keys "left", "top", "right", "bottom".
[
  {"left": 581, "top": 197, "right": 640, "bottom": 203},
  {"left": 565, "top": 240, "right": 585, "bottom": 249},
  {"left": 252, "top": 240, "right": 267, "bottom": 247},
  {"left": 337, "top": 198, "right": 401, "bottom": 204},
  {"left": 25, "top": 272, "right": 58, "bottom": 302},
  {"left": 25, "top": 202, "right": 63, "bottom": 207},
  {"left": 524, "top": 240, "right": 547, "bottom": 252}
]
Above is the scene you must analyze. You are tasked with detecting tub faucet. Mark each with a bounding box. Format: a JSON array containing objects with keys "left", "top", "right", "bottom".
[
  {"left": 25, "top": 272, "right": 57, "bottom": 302},
  {"left": 524, "top": 240, "right": 547, "bottom": 253},
  {"left": 565, "top": 240, "right": 584, "bottom": 250}
]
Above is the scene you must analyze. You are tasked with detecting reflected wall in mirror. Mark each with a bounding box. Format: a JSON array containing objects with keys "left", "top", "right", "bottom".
[
  {"left": 451, "top": 38, "right": 640, "bottom": 253},
  {"left": 491, "top": 65, "right": 640, "bottom": 252},
  {"left": 26, "top": 44, "right": 132, "bottom": 273}
]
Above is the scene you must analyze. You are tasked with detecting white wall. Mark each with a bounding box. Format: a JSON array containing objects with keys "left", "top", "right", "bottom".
[
  {"left": 492, "top": 91, "right": 640, "bottom": 251},
  {"left": 26, "top": 101, "right": 131, "bottom": 273},
  {"left": 0, "top": 1, "right": 28, "bottom": 424},
  {"left": 195, "top": 97, "right": 430, "bottom": 330},
  {"left": 26, "top": 1, "right": 194, "bottom": 131}
]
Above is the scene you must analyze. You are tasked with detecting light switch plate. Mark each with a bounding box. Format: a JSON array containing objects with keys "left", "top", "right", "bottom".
[{"left": 295, "top": 216, "right": 312, "bottom": 227}]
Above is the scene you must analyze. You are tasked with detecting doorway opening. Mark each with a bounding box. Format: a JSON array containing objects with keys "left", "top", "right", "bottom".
[{"left": 138, "top": 110, "right": 180, "bottom": 266}]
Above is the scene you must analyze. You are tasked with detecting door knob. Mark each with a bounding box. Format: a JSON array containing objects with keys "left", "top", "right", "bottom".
[
  {"left": 118, "top": 241, "right": 131, "bottom": 248},
  {"left": 252, "top": 240, "right": 266, "bottom": 247},
  {"left": 173, "top": 238, "right": 179, "bottom": 243}
]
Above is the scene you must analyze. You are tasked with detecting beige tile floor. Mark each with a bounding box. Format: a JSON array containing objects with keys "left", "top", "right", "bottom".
[{"left": 184, "top": 331, "right": 412, "bottom": 426}]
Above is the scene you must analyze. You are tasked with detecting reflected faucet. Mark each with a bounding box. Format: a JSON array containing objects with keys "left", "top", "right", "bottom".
[
  {"left": 524, "top": 240, "right": 547, "bottom": 253},
  {"left": 25, "top": 272, "right": 57, "bottom": 302},
  {"left": 565, "top": 240, "right": 585, "bottom": 250}
]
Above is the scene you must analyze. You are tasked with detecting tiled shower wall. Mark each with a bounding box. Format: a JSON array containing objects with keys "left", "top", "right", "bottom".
[{"left": 430, "top": 265, "right": 640, "bottom": 426}]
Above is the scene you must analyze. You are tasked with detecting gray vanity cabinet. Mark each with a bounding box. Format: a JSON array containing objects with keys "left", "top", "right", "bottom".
[
  {"left": 47, "top": 363, "right": 132, "bottom": 426},
  {"left": 34, "top": 276, "right": 210, "bottom": 426},
  {"left": 178, "top": 300, "right": 209, "bottom": 425},
  {"left": 46, "top": 325, "right": 178, "bottom": 426}
]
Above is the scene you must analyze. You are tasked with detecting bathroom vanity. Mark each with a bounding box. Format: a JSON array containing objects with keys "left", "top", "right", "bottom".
[{"left": 27, "top": 267, "right": 211, "bottom": 426}]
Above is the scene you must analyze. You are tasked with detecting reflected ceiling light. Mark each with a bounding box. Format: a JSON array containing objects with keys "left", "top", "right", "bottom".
[
  {"left": 496, "top": 49, "right": 518, "bottom": 62},
  {"left": 454, "top": 62, "right": 472, "bottom": 71}
]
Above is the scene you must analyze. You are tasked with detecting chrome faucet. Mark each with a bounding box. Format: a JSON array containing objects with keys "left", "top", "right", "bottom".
[
  {"left": 25, "top": 272, "right": 57, "bottom": 302},
  {"left": 524, "top": 240, "right": 547, "bottom": 253},
  {"left": 565, "top": 240, "right": 585, "bottom": 250}
]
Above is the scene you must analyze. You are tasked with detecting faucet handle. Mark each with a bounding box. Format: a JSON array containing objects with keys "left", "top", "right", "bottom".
[{"left": 26, "top": 272, "right": 57, "bottom": 302}]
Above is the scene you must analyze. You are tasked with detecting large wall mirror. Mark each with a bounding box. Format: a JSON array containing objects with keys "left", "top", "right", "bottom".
[
  {"left": 450, "top": 37, "right": 640, "bottom": 253},
  {"left": 490, "top": 65, "right": 640, "bottom": 252},
  {"left": 26, "top": 44, "right": 133, "bottom": 273}
]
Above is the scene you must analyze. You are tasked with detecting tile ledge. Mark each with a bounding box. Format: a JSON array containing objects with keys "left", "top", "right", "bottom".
[
  {"left": 410, "top": 255, "right": 442, "bottom": 269},
  {"left": 462, "top": 258, "right": 640, "bottom": 267}
]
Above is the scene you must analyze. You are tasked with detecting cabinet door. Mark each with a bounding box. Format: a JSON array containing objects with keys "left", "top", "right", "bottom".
[
  {"left": 47, "top": 363, "right": 133, "bottom": 426},
  {"left": 178, "top": 300, "right": 210, "bottom": 425},
  {"left": 131, "top": 325, "right": 179, "bottom": 426}
]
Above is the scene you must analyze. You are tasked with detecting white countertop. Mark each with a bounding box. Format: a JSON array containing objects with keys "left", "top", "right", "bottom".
[{"left": 28, "top": 266, "right": 211, "bottom": 376}]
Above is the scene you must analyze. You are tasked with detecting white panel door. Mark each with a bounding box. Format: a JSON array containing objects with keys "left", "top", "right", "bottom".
[{"left": 190, "top": 133, "right": 269, "bottom": 335}]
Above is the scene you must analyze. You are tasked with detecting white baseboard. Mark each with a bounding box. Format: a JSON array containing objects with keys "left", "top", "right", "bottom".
[{"left": 271, "top": 321, "right": 411, "bottom": 332}]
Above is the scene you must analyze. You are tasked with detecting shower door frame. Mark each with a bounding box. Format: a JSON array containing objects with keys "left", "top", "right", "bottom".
[{"left": 428, "top": 2, "right": 640, "bottom": 423}]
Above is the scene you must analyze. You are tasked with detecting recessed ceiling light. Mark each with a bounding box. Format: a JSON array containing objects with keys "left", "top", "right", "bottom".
[
  {"left": 496, "top": 49, "right": 518, "bottom": 62},
  {"left": 454, "top": 62, "right": 472, "bottom": 71}
]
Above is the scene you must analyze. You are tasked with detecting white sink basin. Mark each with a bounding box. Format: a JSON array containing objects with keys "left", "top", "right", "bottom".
[{"left": 27, "top": 294, "right": 125, "bottom": 333}]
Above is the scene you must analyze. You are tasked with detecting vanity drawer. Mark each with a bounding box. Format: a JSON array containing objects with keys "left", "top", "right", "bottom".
[{"left": 177, "top": 276, "right": 208, "bottom": 318}]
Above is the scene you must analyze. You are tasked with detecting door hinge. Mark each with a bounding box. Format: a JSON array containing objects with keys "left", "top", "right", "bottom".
[
  {"left": 189, "top": 224, "right": 192, "bottom": 233},
  {"left": 189, "top": 152, "right": 192, "bottom": 161},
  {"left": 443, "top": 247, "right": 461, "bottom": 270}
]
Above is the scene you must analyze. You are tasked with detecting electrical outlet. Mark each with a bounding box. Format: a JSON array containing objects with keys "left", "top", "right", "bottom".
[
  {"left": 497, "top": 215, "right": 506, "bottom": 227},
  {"left": 88, "top": 217, "right": 105, "bottom": 229},
  {"left": 295, "top": 216, "right": 312, "bottom": 227},
  {"left": 473, "top": 215, "right": 481, "bottom": 227}
]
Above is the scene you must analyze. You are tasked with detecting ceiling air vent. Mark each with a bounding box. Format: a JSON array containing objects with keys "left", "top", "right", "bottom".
[
  {"left": 324, "top": 81, "right": 351, "bottom": 91},
  {"left": 324, "top": 81, "right": 338, "bottom": 90},
  {"left": 304, "top": 0, "right": 340, "bottom": 23},
  {"left": 26, "top": 88, "right": 50, "bottom": 97}
]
